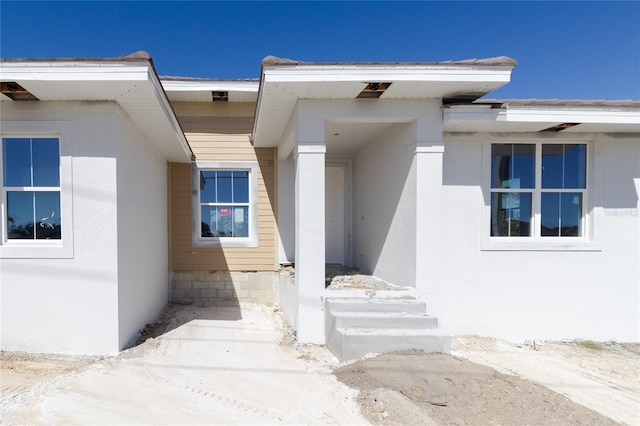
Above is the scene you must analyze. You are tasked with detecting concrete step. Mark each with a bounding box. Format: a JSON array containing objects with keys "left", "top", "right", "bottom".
[
  {"left": 328, "top": 327, "right": 451, "bottom": 361},
  {"left": 326, "top": 298, "right": 427, "bottom": 315},
  {"left": 332, "top": 311, "right": 439, "bottom": 330}
]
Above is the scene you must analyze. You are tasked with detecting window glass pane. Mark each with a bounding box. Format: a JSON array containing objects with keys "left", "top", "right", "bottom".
[
  {"left": 563, "top": 144, "right": 586, "bottom": 189},
  {"left": 541, "top": 193, "right": 560, "bottom": 236},
  {"left": 200, "top": 206, "right": 249, "bottom": 238},
  {"left": 542, "top": 144, "right": 587, "bottom": 189},
  {"left": 3, "top": 138, "right": 31, "bottom": 187},
  {"left": 32, "top": 138, "right": 60, "bottom": 187},
  {"left": 216, "top": 171, "right": 232, "bottom": 203},
  {"left": 232, "top": 171, "right": 249, "bottom": 203},
  {"left": 7, "top": 191, "right": 34, "bottom": 239},
  {"left": 200, "top": 171, "right": 217, "bottom": 203},
  {"left": 201, "top": 205, "right": 214, "bottom": 237},
  {"left": 560, "top": 193, "right": 582, "bottom": 236},
  {"left": 490, "top": 192, "right": 532, "bottom": 237},
  {"left": 35, "top": 192, "right": 61, "bottom": 239},
  {"left": 232, "top": 206, "right": 249, "bottom": 237},
  {"left": 542, "top": 145, "right": 563, "bottom": 188},
  {"left": 541, "top": 192, "right": 582, "bottom": 237},
  {"left": 215, "top": 206, "right": 233, "bottom": 237},
  {"left": 202, "top": 206, "right": 238, "bottom": 237},
  {"left": 491, "top": 144, "right": 534, "bottom": 189}
]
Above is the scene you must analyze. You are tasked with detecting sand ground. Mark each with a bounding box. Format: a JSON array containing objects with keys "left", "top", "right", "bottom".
[{"left": 1, "top": 303, "right": 638, "bottom": 425}]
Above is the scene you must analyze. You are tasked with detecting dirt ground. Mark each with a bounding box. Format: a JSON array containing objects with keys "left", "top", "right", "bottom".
[
  {"left": 1, "top": 303, "right": 638, "bottom": 425},
  {"left": 336, "top": 348, "right": 634, "bottom": 425}
]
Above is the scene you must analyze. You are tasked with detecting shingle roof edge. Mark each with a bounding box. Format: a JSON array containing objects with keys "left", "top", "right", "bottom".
[
  {"left": 477, "top": 99, "right": 640, "bottom": 108},
  {"left": 0, "top": 50, "right": 153, "bottom": 63},
  {"left": 261, "top": 55, "right": 518, "bottom": 68}
]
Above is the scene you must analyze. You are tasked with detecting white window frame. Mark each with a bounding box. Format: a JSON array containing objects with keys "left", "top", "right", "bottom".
[
  {"left": 481, "top": 138, "right": 599, "bottom": 251},
  {"left": 192, "top": 161, "right": 258, "bottom": 248},
  {"left": 1, "top": 125, "right": 74, "bottom": 259}
]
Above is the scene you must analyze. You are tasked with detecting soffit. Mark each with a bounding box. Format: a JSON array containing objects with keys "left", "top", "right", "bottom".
[
  {"left": 325, "top": 121, "right": 396, "bottom": 156},
  {"left": 161, "top": 78, "right": 259, "bottom": 103},
  {"left": 0, "top": 61, "right": 192, "bottom": 162}
]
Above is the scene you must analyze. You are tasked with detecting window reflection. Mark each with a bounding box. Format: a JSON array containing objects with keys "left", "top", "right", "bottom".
[
  {"left": 3, "top": 138, "right": 61, "bottom": 241},
  {"left": 490, "top": 192, "right": 532, "bottom": 237},
  {"left": 491, "top": 144, "right": 535, "bottom": 189},
  {"left": 201, "top": 206, "right": 248, "bottom": 238},
  {"left": 541, "top": 193, "right": 582, "bottom": 237},
  {"left": 542, "top": 144, "right": 586, "bottom": 189},
  {"left": 199, "top": 169, "right": 250, "bottom": 239},
  {"left": 489, "top": 142, "right": 586, "bottom": 240},
  {"left": 7, "top": 191, "right": 61, "bottom": 240}
]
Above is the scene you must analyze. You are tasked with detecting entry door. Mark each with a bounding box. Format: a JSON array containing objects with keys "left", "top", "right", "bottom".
[{"left": 325, "top": 166, "right": 345, "bottom": 264}]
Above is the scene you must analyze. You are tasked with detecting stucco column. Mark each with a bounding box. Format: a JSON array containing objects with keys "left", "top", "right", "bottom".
[
  {"left": 294, "top": 143, "right": 326, "bottom": 343},
  {"left": 415, "top": 145, "right": 444, "bottom": 319},
  {"left": 415, "top": 101, "right": 445, "bottom": 319}
]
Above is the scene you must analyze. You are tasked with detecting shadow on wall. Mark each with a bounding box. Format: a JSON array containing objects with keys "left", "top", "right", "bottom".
[
  {"left": 353, "top": 122, "right": 416, "bottom": 283},
  {"left": 167, "top": 159, "right": 241, "bottom": 312},
  {"left": 601, "top": 137, "right": 639, "bottom": 209}
]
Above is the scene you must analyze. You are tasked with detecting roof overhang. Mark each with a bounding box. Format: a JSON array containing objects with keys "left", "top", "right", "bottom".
[
  {"left": 444, "top": 101, "right": 640, "bottom": 133},
  {"left": 161, "top": 78, "right": 259, "bottom": 103},
  {"left": 0, "top": 52, "right": 193, "bottom": 162},
  {"left": 252, "top": 56, "right": 517, "bottom": 147}
]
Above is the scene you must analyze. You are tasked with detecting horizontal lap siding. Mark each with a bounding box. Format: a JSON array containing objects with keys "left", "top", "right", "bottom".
[{"left": 169, "top": 112, "right": 277, "bottom": 272}]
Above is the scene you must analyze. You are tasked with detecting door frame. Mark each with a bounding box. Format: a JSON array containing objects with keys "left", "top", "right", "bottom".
[{"left": 326, "top": 159, "right": 353, "bottom": 266}]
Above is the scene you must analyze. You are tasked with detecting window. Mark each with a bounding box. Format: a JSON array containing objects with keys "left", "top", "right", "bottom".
[
  {"left": 192, "top": 161, "right": 258, "bottom": 247},
  {"left": 489, "top": 142, "right": 588, "bottom": 243},
  {"left": 2, "top": 137, "right": 61, "bottom": 240}
]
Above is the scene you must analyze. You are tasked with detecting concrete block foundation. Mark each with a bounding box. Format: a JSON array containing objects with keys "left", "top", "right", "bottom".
[{"left": 171, "top": 271, "right": 279, "bottom": 306}]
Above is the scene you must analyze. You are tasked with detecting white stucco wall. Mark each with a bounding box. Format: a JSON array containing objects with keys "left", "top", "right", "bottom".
[
  {"left": 0, "top": 101, "right": 172, "bottom": 354},
  {"left": 1, "top": 102, "right": 120, "bottom": 354},
  {"left": 354, "top": 123, "right": 417, "bottom": 287},
  {"left": 436, "top": 133, "right": 640, "bottom": 342},
  {"left": 115, "top": 108, "right": 169, "bottom": 350}
]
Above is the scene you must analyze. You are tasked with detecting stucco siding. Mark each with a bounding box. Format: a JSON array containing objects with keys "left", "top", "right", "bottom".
[
  {"left": 115, "top": 107, "right": 170, "bottom": 350},
  {"left": 0, "top": 102, "right": 121, "bottom": 354},
  {"left": 437, "top": 133, "right": 640, "bottom": 342},
  {"left": 353, "top": 123, "right": 417, "bottom": 287},
  {"left": 169, "top": 104, "right": 277, "bottom": 272}
]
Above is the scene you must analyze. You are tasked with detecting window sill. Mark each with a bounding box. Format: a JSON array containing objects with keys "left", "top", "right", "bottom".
[
  {"left": 481, "top": 238, "right": 601, "bottom": 252},
  {"left": 193, "top": 238, "right": 258, "bottom": 248},
  {"left": 0, "top": 242, "right": 74, "bottom": 259}
]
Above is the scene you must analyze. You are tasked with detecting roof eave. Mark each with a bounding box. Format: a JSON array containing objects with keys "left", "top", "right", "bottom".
[
  {"left": 0, "top": 54, "right": 193, "bottom": 163},
  {"left": 444, "top": 103, "right": 640, "bottom": 133},
  {"left": 252, "top": 59, "right": 516, "bottom": 147}
]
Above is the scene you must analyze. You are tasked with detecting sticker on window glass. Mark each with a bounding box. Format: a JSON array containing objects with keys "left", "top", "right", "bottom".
[
  {"left": 219, "top": 207, "right": 231, "bottom": 216},
  {"left": 235, "top": 208, "right": 244, "bottom": 223}
]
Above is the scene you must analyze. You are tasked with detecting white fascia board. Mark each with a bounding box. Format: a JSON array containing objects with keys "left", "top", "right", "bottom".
[
  {"left": 445, "top": 105, "right": 640, "bottom": 125},
  {"left": 161, "top": 80, "right": 259, "bottom": 92},
  {"left": 0, "top": 61, "right": 193, "bottom": 162},
  {"left": 444, "top": 106, "right": 504, "bottom": 122},
  {"left": 251, "top": 74, "right": 268, "bottom": 144},
  {"left": 504, "top": 108, "right": 640, "bottom": 124},
  {"left": 147, "top": 71, "right": 194, "bottom": 162},
  {"left": 0, "top": 63, "right": 150, "bottom": 82},
  {"left": 263, "top": 67, "right": 512, "bottom": 83}
]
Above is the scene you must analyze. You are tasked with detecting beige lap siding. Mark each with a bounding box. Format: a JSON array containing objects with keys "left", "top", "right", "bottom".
[{"left": 169, "top": 114, "right": 277, "bottom": 272}]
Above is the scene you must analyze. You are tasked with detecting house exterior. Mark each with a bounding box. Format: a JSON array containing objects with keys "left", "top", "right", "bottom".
[{"left": 1, "top": 52, "right": 638, "bottom": 355}]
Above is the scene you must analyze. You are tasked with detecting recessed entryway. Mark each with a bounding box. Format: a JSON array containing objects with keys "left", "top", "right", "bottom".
[{"left": 325, "top": 165, "right": 345, "bottom": 264}]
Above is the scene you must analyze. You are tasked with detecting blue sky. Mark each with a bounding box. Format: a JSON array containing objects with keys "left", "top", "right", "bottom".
[{"left": 1, "top": 1, "right": 638, "bottom": 100}]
